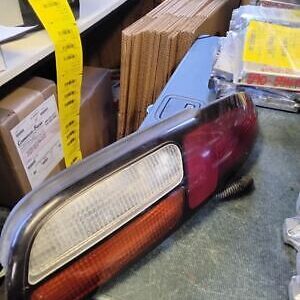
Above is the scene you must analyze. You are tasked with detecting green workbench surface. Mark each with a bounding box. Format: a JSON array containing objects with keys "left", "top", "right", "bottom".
[{"left": 92, "top": 108, "right": 300, "bottom": 300}]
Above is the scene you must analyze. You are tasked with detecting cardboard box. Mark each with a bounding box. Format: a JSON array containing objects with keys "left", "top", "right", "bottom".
[
  {"left": 0, "top": 68, "right": 114, "bottom": 207},
  {"left": 80, "top": 66, "right": 115, "bottom": 157},
  {"left": 0, "top": 77, "right": 62, "bottom": 207}
]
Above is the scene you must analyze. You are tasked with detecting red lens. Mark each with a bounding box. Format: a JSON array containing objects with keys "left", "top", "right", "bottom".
[
  {"left": 31, "top": 189, "right": 184, "bottom": 300},
  {"left": 184, "top": 96, "right": 257, "bottom": 209}
]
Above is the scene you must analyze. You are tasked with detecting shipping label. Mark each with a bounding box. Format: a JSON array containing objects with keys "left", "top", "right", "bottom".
[{"left": 11, "top": 95, "right": 63, "bottom": 188}]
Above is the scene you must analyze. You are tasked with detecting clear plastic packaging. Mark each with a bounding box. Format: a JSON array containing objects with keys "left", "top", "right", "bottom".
[
  {"left": 289, "top": 276, "right": 300, "bottom": 300},
  {"left": 211, "top": 32, "right": 243, "bottom": 82},
  {"left": 210, "top": 77, "right": 300, "bottom": 112},
  {"left": 230, "top": 5, "right": 300, "bottom": 31},
  {"left": 211, "top": 4, "right": 300, "bottom": 107},
  {"left": 244, "top": 88, "right": 300, "bottom": 112},
  {"left": 237, "top": 19, "right": 300, "bottom": 91},
  {"left": 250, "top": 0, "right": 300, "bottom": 9},
  {"left": 283, "top": 216, "right": 300, "bottom": 251},
  {"left": 230, "top": 6, "right": 300, "bottom": 91}
]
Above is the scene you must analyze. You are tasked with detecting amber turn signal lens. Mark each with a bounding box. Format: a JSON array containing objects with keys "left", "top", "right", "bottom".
[{"left": 31, "top": 189, "right": 184, "bottom": 300}]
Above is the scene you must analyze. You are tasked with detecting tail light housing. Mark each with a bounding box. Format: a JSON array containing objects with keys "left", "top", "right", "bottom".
[{"left": 0, "top": 92, "right": 257, "bottom": 300}]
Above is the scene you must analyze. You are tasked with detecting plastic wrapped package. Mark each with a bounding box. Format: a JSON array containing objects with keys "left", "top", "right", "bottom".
[
  {"left": 211, "top": 32, "right": 242, "bottom": 82},
  {"left": 240, "top": 19, "right": 300, "bottom": 90},
  {"left": 250, "top": 0, "right": 300, "bottom": 9},
  {"left": 230, "top": 5, "right": 300, "bottom": 31},
  {"left": 247, "top": 88, "right": 300, "bottom": 112},
  {"left": 215, "top": 6, "right": 300, "bottom": 91},
  {"left": 209, "top": 77, "right": 300, "bottom": 112},
  {"left": 211, "top": 5, "right": 300, "bottom": 112}
]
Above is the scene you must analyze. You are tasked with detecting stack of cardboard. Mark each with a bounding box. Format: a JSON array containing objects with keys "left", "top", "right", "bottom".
[{"left": 118, "top": 0, "right": 240, "bottom": 137}]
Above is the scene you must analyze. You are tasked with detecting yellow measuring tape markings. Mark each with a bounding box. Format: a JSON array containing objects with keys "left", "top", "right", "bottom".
[{"left": 28, "top": 0, "right": 83, "bottom": 167}]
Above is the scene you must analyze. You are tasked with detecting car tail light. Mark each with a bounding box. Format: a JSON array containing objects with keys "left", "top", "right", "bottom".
[
  {"left": 31, "top": 189, "right": 184, "bottom": 300},
  {"left": 0, "top": 92, "right": 257, "bottom": 300},
  {"left": 29, "top": 144, "right": 183, "bottom": 285},
  {"left": 184, "top": 93, "right": 257, "bottom": 208}
]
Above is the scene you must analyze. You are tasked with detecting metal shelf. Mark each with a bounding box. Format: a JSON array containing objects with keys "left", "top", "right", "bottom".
[{"left": 0, "top": 0, "right": 128, "bottom": 86}]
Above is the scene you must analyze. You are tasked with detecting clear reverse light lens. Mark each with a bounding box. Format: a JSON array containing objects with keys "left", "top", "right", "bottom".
[{"left": 29, "top": 144, "right": 183, "bottom": 285}]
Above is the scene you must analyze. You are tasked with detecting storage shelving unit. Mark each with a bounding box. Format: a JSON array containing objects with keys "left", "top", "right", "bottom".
[{"left": 0, "top": 0, "right": 128, "bottom": 86}]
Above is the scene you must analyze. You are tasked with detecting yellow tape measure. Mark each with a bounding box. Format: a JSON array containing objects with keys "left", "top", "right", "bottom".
[{"left": 28, "top": 0, "right": 83, "bottom": 167}]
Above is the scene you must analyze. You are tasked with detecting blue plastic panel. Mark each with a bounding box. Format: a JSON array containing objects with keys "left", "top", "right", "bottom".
[{"left": 140, "top": 36, "right": 219, "bottom": 129}]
